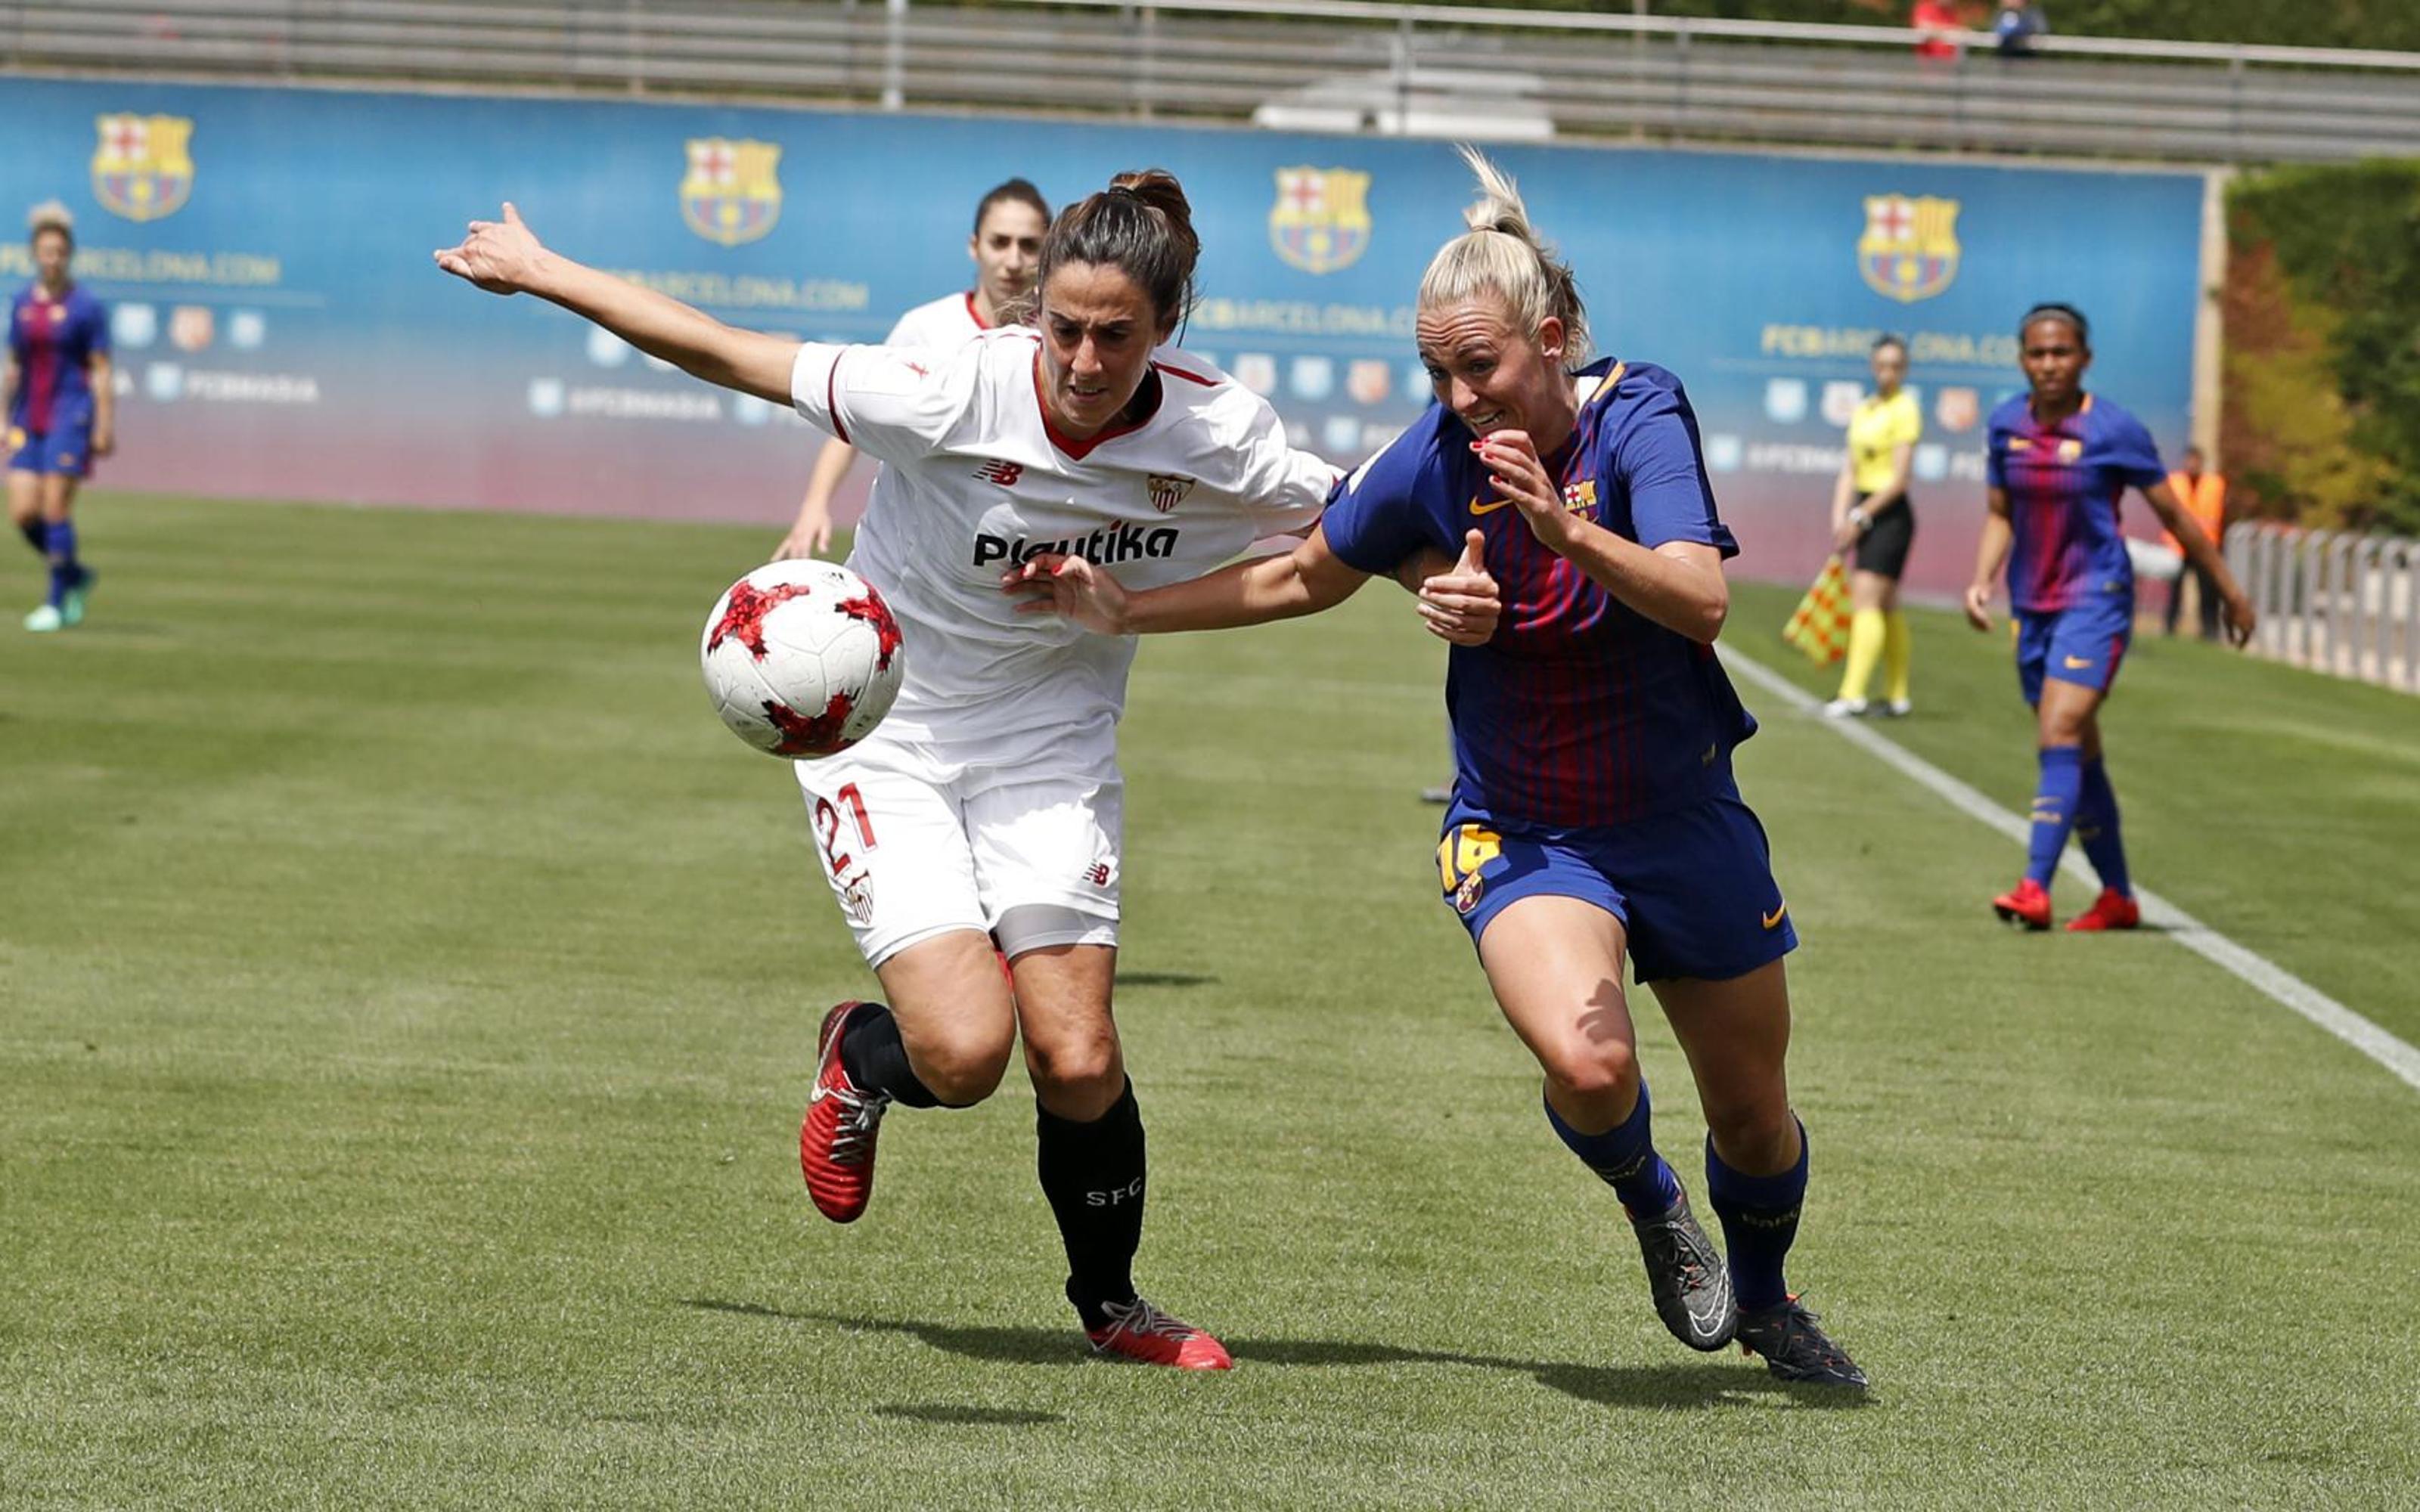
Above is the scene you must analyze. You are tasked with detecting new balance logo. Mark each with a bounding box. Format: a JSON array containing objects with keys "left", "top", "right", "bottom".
[
  {"left": 1082, "top": 862, "right": 1112, "bottom": 887},
  {"left": 973, "top": 459, "right": 1023, "bottom": 487}
]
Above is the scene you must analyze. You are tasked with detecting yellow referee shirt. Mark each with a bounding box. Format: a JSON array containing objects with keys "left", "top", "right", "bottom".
[{"left": 1848, "top": 389, "right": 1922, "bottom": 494}]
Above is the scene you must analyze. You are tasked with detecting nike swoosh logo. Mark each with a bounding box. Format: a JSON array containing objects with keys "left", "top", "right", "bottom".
[
  {"left": 1761, "top": 904, "right": 1788, "bottom": 930},
  {"left": 2063, "top": 655, "right": 2095, "bottom": 669},
  {"left": 1468, "top": 495, "right": 1511, "bottom": 516}
]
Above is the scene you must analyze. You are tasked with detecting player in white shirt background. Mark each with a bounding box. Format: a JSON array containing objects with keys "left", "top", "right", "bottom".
[
  {"left": 772, "top": 178, "right": 1050, "bottom": 560},
  {"left": 436, "top": 171, "right": 1497, "bottom": 1370}
]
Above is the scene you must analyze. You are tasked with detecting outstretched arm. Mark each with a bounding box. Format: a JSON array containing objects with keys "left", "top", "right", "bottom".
[
  {"left": 1009, "top": 522, "right": 1501, "bottom": 648},
  {"left": 436, "top": 203, "right": 797, "bottom": 404},
  {"left": 1005, "top": 522, "right": 1372, "bottom": 635}
]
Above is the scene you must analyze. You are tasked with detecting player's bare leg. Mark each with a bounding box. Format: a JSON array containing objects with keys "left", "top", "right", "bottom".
[
  {"left": 1008, "top": 943, "right": 1228, "bottom": 1369},
  {"left": 1659, "top": 962, "right": 1864, "bottom": 1387},
  {"left": 1480, "top": 896, "right": 1736, "bottom": 1352},
  {"left": 800, "top": 929, "right": 1013, "bottom": 1222}
]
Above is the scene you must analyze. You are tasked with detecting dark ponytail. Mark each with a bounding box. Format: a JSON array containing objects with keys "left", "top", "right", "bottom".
[{"left": 1025, "top": 168, "right": 1200, "bottom": 335}]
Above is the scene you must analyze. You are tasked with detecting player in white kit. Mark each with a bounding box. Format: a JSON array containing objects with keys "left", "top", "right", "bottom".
[
  {"left": 437, "top": 172, "right": 1485, "bottom": 1369},
  {"left": 774, "top": 178, "right": 1050, "bottom": 559}
]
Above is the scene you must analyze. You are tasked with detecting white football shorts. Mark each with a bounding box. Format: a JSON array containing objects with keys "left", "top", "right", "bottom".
[{"left": 793, "top": 711, "right": 1122, "bottom": 968}]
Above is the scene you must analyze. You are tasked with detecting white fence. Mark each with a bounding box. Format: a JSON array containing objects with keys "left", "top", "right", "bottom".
[
  {"left": 2228, "top": 522, "right": 2420, "bottom": 694},
  {"left": 6, "top": 0, "right": 2420, "bottom": 163}
]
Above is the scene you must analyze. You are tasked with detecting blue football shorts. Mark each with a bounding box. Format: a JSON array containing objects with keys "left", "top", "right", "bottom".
[
  {"left": 7, "top": 417, "right": 94, "bottom": 478},
  {"left": 1436, "top": 782, "right": 1798, "bottom": 984},
  {"left": 2015, "top": 589, "right": 2133, "bottom": 705}
]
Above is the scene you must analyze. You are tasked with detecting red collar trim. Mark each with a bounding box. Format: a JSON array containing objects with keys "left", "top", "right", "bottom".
[
  {"left": 1030, "top": 347, "right": 1165, "bottom": 460},
  {"left": 964, "top": 290, "right": 991, "bottom": 330}
]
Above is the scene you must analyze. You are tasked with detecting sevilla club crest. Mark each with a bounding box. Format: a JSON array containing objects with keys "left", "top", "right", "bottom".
[
  {"left": 1270, "top": 167, "right": 1372, "bottom": 275},
  {"left": 93, "top": 114, "right": 194, "bottom": 222},
  {"left": 681, "top": 138, "right": 783, "bottom": 247},
  {"left": 1146, "top": 472, "right": 1195, "bottom": 514},
  {"left": 1857, "top": 194, "right": 1960, "bottom": 304}
]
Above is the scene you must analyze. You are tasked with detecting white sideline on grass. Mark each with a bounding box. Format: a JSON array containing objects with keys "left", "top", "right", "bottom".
[{"left": 1723, "top": 647, "right": 2420, "bottom": 1095}]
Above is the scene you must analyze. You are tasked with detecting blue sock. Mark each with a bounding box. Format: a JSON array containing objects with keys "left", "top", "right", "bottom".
[
  {"left": 2074, "top": 757, "right": 2132, "bottom": 897},
  {"left": 1544, "top": 1079, "right": 1680, "bottom": 1216},
  {"left": 17, "top": 518, "right": 44, "bottom": 556},
  {"left": 42, "top": 519, "right": 80, "bottom": 606},
  {"left": 1705, "top": 1122, "right": 1808, "bottom": 1313},
  {"left": 2026, "top": 745, "right": 2085, "bottom": 887}
]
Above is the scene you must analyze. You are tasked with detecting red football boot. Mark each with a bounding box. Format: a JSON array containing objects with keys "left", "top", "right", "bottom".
[
  {"left": 799, "top": 1001, "right": 891, "bottom": 1223},
  {"left": 1992, "top": 878, "right": 2052, "bottom": 931},
  {"left": 2065, "top": 888, "right": 2141, "bottom": 932},
  {"left": 1084, "top": 1297, "right": 1233, "bottom": 1371}
]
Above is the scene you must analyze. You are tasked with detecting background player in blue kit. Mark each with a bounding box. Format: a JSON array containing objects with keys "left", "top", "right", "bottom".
[
  {"left": 1012, "top": 147, "right": 1866, "bottom": 1389},
  {"left": 5, "top": 203, "right": 112, "bottom": 634},
  {"left": 1965, "top": 302, "right": 2254, "bottom": 931}
]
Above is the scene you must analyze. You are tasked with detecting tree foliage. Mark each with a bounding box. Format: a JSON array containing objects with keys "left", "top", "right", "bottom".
[{"left": 2225, "top": 162, "right": 2420, "bottom": 533}]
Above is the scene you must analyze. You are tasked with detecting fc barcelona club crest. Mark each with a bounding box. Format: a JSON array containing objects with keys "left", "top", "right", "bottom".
[
  {"left": 92, "top": 114, "right": 194, "bottom": 222},
  {"left": 1857, "top": 194, "right": 1960, "bottom": 304},
  {"left": 681, "top": 138, "right": 783, "bottom": 247},
  {"left": 1270, "top": 167, "right": 1372, "bottom": 275}
]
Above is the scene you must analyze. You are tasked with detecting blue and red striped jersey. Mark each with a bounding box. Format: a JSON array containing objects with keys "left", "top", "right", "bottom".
[
  {"left": 8, "top": 284, "right": 109, "bottom": 435},
  {"left": 1322, "top": 358, "right": 1754, "bottom": 827},
  {"left": 1986, "top": 392, "right": 2165, "bottom": 613}
]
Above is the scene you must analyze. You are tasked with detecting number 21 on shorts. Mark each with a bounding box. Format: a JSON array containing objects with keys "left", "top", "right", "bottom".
[{"left": 814, "top": 782, "right": 878, "bottom": 875}]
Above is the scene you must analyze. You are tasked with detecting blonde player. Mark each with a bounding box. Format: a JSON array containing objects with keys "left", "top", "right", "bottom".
[
  {"left": 773, "top": 178, "right": 1049, "bottom": 559},
  {"left": 438, "top": 174, "right": 1485, "bottom": 1369}
]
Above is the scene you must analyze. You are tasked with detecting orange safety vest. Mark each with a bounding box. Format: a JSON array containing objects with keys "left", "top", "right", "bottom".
[{"left": 2163, "top": 469, "right": 2226, "bottom": 553}]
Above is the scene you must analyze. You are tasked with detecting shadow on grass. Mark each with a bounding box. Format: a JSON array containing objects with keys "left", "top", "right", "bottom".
[
  {"left": 874, "top": 1404, "right": 1065, "bottom": 1427},
  {"left": 683, "top": 1300, "right": 1867, "bottom": 1411},
  {"left": 1113, "top": 971, "right": 1218, "bottom": 988}
]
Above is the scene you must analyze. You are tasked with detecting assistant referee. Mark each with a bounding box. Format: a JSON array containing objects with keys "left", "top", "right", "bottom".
[{"left": 1823, "top": 333, "right": 1919, "bottom": 717}]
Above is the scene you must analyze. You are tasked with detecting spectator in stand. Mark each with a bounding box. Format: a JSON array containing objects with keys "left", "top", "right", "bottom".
[
  {"left": 1994, "top": 2, "right": 2047, "bottom": 58},
  {"left": 1911, "top": 0, "right": 1964, "bottom": 64},
  {"left": 2162, "top": 445, "right": 2227, "bottom": 641}
]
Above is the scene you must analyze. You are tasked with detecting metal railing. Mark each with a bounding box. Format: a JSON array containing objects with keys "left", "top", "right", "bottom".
[
  {"left": 6, "top": 0, "right": 2420, "bottom": 163},
  {"left": 2228, "top": 522, "right": 2420, "bottom": 695}
]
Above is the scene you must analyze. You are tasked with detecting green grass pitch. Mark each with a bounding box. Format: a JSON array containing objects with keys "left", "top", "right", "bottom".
[{"left": 3, "top": 494, "right": 2416, "bottom": 1508}]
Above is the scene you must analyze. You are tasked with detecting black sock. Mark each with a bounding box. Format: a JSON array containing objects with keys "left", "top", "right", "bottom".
[
  {"left": 836, "top": 1002, "right": 940, "bottom": 1108},
  {"left": 17, "top": 519, "right": 43, "bottom": 556},
  {"left": 1036, "top": 1079, "right": 1145, "bottom": 1329}
]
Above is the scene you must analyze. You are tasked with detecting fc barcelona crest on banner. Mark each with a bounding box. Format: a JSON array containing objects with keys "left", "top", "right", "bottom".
[
  {"left": 1857, "top": 194, "right": 1960, "bottom": 304},
  {"left": 1270, "top": 167, "right": 1372, "bottom": 275},
  {"left": 92, "top": 114, "right": 194, "bottom": 222},
  {"left": 681, "top": 138, "right": 783, "bottom": 247}
]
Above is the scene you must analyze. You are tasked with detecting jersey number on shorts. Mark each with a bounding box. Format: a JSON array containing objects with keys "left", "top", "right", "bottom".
[
  {"left": 814, "top": 782, "right": 878, "bottom": 875},
  {"left": 1435, "top": 824, "right": 1502, "bottom": 891}
]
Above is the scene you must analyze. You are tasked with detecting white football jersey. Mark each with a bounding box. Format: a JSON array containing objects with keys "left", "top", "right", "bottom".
[
  {"left": 790, "top": 329, "right": 1335, "bottom": 736},
  {"left": 883, "top": 290, "right": 990, "bottom": 351}
]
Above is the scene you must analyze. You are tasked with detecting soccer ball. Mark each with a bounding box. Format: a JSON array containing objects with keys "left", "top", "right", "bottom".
[{"left": 700, "top": 560, "right": 906, "bottom": 759}]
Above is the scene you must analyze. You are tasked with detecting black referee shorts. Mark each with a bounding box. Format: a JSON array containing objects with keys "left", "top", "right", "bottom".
[{"left": 1851, "top": 491, "right": 1915, "bottom": 578}]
